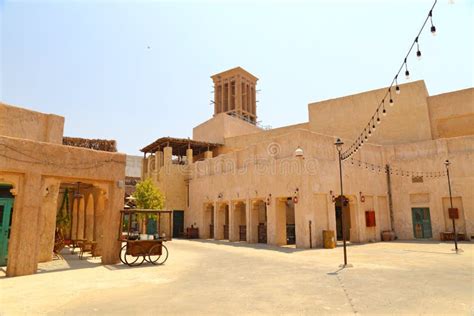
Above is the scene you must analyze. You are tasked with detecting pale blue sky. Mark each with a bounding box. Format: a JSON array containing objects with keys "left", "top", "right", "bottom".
[{"left": 1, "top": 0, "right": 472, "bottom": 155}]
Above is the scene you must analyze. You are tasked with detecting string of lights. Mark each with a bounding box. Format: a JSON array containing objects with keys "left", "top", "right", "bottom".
[
  {"left": 341, "top": 0, "right": 438, "bottom": 160},
  {"left": 348, "top": 157, "right": 446, "bottom": 178}
]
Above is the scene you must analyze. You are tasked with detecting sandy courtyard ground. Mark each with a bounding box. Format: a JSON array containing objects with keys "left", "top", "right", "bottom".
[{"left": 0, "top": 239, "right": 472, "bottom": 315}]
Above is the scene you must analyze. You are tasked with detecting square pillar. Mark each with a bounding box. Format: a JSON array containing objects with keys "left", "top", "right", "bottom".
[
  {"left": 147, "top": 155, "right": 153, "bottom": 177},
  {"left": 37, "top": 178, "right": 61, "bottom": 263},
  {"left": 155, "top": 150, "right": 162, "bottom": 171},
  {"left": 163, "top": 146, "right": 172, "bottom": 166},
  {"left": 246, "top": 199, "right": 254, "bottom": 243},
  {"left": 100, "top": 182, "right": 124, "bottom": 265},
  {"left": 204, "top": 150, "right": 213, "bottom": 159},
  {"left": 186, "top": 148, "right": 193, "bottom": 164},
  {"left": 229, "top": 202, "right": 238, "bottom": 242},
  {"left": 7, "top": 173, "right": 42, "bottom": 277}
]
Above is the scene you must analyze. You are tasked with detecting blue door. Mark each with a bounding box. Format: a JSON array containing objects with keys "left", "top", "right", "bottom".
[{"left": 0, "top": 198, "right": 14, "bottom": 266}]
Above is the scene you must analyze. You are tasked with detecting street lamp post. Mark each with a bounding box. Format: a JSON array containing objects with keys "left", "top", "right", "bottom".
[
  {"left": 444, "top": 160, "right": 458, "bottom": 252},
  {"left": 335, "top": 138, "right": 348, "bottom": 266}
]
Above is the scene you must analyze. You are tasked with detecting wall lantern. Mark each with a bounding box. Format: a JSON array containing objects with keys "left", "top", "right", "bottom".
[
  {"left": 330, "top": 190, "right": 336, "bottom": 203},
  {"left": 218, "top": 192, "right": 223, "bottom": 199},
  {"left": 294, "top": 146, "right": 304, "bottom": 159},
  {"left": 266, "top": 193, "right": 272, "bottom": 206},
  {"left": 360, "top": 191, "right": 366, "bottom": 203}
]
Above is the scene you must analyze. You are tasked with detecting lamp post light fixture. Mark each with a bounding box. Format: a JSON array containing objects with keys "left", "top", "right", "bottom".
[
  {"left": 444, "top": 160, "right": 460, "bottom": 253},
  {"left": 335, "top": 138, "right": 350, "bottom": 267}
]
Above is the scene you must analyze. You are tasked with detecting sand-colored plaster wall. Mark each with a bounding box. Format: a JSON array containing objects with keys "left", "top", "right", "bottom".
[
  {"left": 0, "top": 135, "right": 126, "bottom": 276},
  {"left": 187, "top": 129, "right": 389, "bottom": 248},
  {"left": 308, "top": 81, "right": 432, "bottom": 145},
  {"left": 193, "top": 113, "right": 262, "bottom": 144},
  {"left": 0, "top": 102, "right": 64, "bottom": 144},
  {"left": 385, "top": 136, "right": 474, "bottom": 240},
  {"left": 427, "top": 88, "right": 474, "bottom": 139},
  {"left": 224, "top": 122, "right": 309, "bottom": 150}
]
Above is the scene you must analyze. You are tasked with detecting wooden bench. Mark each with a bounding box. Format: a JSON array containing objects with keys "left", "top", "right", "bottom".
[{"left": 440, "top": 232, "right": 465, "bottom": 241}]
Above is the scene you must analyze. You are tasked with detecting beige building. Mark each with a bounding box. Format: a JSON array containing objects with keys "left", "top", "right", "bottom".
[
  {"left": 141, "top": 67, "right": 473, "bottom": 248},
  {"left": 0, "top": 103, "right": 126, "bottom": 277}
]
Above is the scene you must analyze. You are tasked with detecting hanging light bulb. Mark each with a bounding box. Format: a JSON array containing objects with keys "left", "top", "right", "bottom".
[
  {"left": 415, "top": 37, "right": 422, "bottom": 60},
  {"left": 368, "top": 128, "right": 372, "bottom": 136},
  {"left": 372, "top": 120, "right": 376, "bottom": 131},
  {"left": 389, "top": 88, "right": 394, "bottom": 106},
  {"left": 376, "top": 112, "right": 381, "bottom": 124},
  {"left": 364, "top": 134, "right": 368, "bottom": 141},
  {"left": 395, "top": 75, "right": 401, "bottom": 94},
  {"left": 429, "top": 10, "right": 436, "bottom": 36},
  {"left": 404, "top": 58, "right": 410, "bottom": 79},
  {"left": 382, "top": 105, "right": 387, "bottom": 116}
]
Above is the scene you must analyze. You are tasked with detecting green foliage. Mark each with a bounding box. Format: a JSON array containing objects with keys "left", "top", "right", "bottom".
[
  {"left": 56, "top": 188, "right": 71, "bottom": 234},
  {"left": 134, "top": 178, "right": 165, "bottom": 210}
]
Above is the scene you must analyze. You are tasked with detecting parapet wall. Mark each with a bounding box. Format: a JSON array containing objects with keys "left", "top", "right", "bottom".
[{"left": 0, "top": 102, "right": 64, "bottom": 144}]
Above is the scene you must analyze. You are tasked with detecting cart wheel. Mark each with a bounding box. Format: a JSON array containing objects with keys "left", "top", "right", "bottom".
[
  {"left": 119, "top": 244, "right": 127, "bottom": 264},
  {"left": 124, "top": 245, "right": 145, "bottom": 267},
  {"left": 148, "top": 244, "right": 168, "bottom": 265}
]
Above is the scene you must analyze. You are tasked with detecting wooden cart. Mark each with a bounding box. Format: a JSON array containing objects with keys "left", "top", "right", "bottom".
[{"left": 118, "top": 209, "right": 172, "bottom": 266}]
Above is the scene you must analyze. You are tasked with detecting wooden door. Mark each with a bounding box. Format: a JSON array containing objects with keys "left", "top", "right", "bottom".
[
  {"left": 412, "top": 208, "right": 432, "bottom": 239},
  {"left": 0, "top": 198, "right": 13, "bottom": 266},
  {"left": 172, "top": 210, "right": 184, "bottom": 238}
]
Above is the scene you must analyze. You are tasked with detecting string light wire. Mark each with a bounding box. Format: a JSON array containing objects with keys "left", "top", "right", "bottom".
[{"left": 342, "top": 0, "right": 438, "bottom": 160}]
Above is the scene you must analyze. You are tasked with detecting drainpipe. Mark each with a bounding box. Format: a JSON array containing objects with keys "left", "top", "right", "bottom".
[{"left": 385, "top": 164, "right": 395, "bottom": 234}]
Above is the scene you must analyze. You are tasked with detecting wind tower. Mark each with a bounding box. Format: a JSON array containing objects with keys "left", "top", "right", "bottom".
[{"left": 211, "top": 67, "right": 258, "bottom": 124}]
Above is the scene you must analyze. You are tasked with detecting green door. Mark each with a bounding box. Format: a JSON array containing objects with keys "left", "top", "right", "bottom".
[
  {"left": 411, "top": 208, "right": 432, "bottom": 239},
  {"left": 172, "top": 210, "right": 184, "bottom": 238},
  {"left": 0, "top": 198, "right": 14, "bottom": 266}
]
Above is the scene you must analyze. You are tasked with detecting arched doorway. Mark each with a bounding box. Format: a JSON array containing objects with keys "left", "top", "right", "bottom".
[{"left": 335, "top": 195, "right": 351, "bottom": 241}]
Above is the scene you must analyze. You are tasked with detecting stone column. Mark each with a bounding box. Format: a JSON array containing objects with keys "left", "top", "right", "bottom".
[
  {"left": 101, "top": 182, "right": 124, "bottom": 265},
  {"left": 94, "top": 190, "right": 106, "bottom": 255},
  {"left": 266, "top": 198, "right": 277, "bottom": 246},
  {"left": 186, "top": 148, "right": 193, "bottom": 164},
  {"left": 155, "top": 150, "right": 161, "bottom": 171},
  {"left": 249, "top": 200, "right": 261, "bottom": 243},
  {"left": 204, "top": 150, "right": 213, "bottom": 159},
  {"left": 85, "top": 193, "right": 95, "bottom": 241},
  {"left": 7, "top": 173, "right": 42, "bottom": 277},
  {"left": 214, "top": 83, "right": 218, "bottom": 114},
  {"left": 251, "top": 85, "right": 256, "bottom": 117},
  {"left": 245, "top": 84, "right": 252, "bottom": 112},
  {"left": 229, "top": 202, "right": 237, "bottom": 242},
  {"left": 147, "top": 155, "right": 153, "bottom": 175},
  {"left": 236, "top": 77, "right": 241, "bottom": 115},
  {"left": 38, "top": 178, "right": 61, "bottom": 263},
  {"left": 71, "top": 198, "right": 78, "bottom": 240},
  {"left": 219, "top": 84, "right": 224, "bottom": 113},
  {"left": 77, "top": 197, "right": 85, "bottom": 240},
  {"left": 214, "top": 202, "right": 220, "bottom": 239},
  {"left": 163, "top": 146, "right": 173, "bottom": 166},
  {"left": 246, "top": 199, "right": 252, "bottom": 243},
  {"left": 227, "top": 80, "right": 232, "bottom": 112}
]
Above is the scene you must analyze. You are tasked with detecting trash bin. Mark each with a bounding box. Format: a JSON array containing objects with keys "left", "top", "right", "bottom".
[{"left": 323, "top": 230, "right": 336, "bottom": 249}]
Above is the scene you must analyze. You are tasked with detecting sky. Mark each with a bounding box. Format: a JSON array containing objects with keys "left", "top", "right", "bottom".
[{"left": 1, "top": 0, "right": 473, "bottom": 155}]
